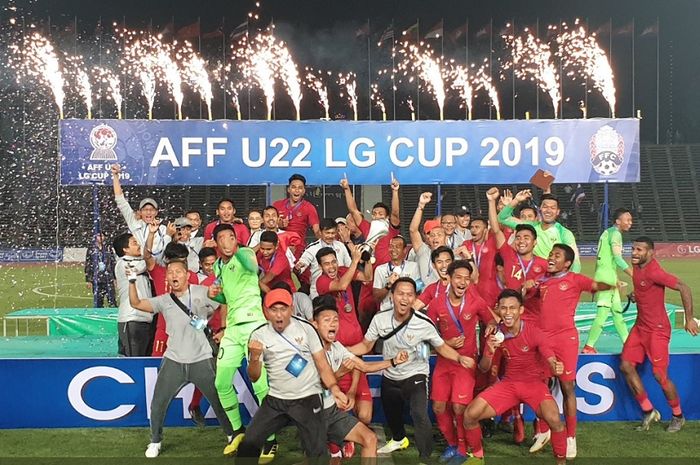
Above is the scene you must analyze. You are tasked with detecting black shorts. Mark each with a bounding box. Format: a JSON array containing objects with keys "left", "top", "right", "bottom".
[{"left": 325, "top": 404, "right": 359, "bottom": 445}]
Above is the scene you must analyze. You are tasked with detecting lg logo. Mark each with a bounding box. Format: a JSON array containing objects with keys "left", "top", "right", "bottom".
[{"left": 676, "top": 244, "right": 700, "bottom": 255}]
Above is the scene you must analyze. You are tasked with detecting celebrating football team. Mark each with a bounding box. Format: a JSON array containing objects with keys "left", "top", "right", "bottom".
[{"left": 106, "top": 164, "right": 698, "bottom": 462}]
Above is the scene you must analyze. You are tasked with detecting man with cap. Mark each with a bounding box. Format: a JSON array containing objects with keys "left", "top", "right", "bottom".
[
  {"left": 237, "top": 288, "right": 350, "bottom": 461},
  {"left": 111, "top": 164, "right": 170, "bottom": 257},
  {"left": 349, "top": 277, "right": 475, "bottom": 462},
  {"left": 172, "top": 216, "right": 204, "bottom": 273},
  {"left": 409, "top": 192, "right": 448, "bottom": 287},
  {"left": 454, "top": 207, "right": 473, "bottom": 244}
]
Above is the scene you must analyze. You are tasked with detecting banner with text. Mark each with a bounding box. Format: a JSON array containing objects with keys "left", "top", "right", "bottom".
[
  {"left": 2, "top": 354, "right": 698, "bottom": 428},
  {"left": 59, "top": 119, "right": 640, "bottom": 186}
]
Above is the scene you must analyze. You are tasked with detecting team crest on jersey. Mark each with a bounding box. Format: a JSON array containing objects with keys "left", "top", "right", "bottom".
[
  {"left": 639, "top": 280, "right": 647, "bottom": 287},
  {"left": 521, "top": 345, "right": 530, "bottom": 352},
  {"left": 295, "top": 336, "right": 305, "bottom": 345},
  {"left": 89, "top": 124, "right": 118, "bottom": 161},
  {"left": 589, "top": 125, "right": 625, "bottom": 176},
  {"left": 463, "top": 313, "right": 473, "bottom": 321},
  {"left": 534, "top": 266, "right": 542, "bottom": 273},
  {"left": 559, "top": 282, "right": 569, "bottom": 291},
  {"left": 406, "top": 333, "right": 415, "bottom": 341}
]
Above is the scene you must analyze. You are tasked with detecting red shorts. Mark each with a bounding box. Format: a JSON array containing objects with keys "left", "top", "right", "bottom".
[
  {"left": 338, "top": 372, "right": 373, "bottom": 402},
  {"left": 430, "top": 358, "right": 476, "bottom": 405},
  {"left": 479, "top": 380, "right": 554, "bottom": 415},
  {"left": 546, "top": 329, "right": 579, "bottom": 382},
  {"left": 621, "top": 325, "right": 670, "bottom": 372}
]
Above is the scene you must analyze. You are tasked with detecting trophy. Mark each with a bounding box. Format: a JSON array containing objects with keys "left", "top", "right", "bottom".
[{"left": 358, "top": 219, "right": 390, "bottom": 263}]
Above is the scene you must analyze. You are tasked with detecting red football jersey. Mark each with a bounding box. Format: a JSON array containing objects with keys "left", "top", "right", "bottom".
[
  {"left": 273, "top": 198, "right": 319, "bottom": 245},
  {"left": 536, "top": 272, "right": 595, "bottom": 334},
  {"left": 419, "top": 280, "right": 450, "bottom": 309},
  {"left": 204, "top": 220, "right": 251, "bottom": 248},
  {"left": 428, "top": 286, "right": 493, "bottom": 359},
  {"left": 633, "top": 259, "right": 678, "bottom": 332},
  {"left": 464, "top": 234, "right": 500, "bottom": 306},
  {"left": 257, "top": 249, "right": 297, "bottom": 292},
  {"left": 316, "top": 266, "right": 364, "bottom": 346},
  {"left": 496, "top": 321, "right": 556, "bottom": 382}
]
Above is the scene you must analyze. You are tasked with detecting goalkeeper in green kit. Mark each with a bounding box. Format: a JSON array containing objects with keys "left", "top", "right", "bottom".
[
  {"left": 582, "top": 209, "right": 634, "bottom": 353},
  {"left": 209, "top": 223, "right": 276, "bottom": 461},
  {"left": 497, "top": 189, "right": 581, "bottom": 272}
]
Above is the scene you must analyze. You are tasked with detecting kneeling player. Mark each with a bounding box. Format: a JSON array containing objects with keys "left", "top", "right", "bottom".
[
  {"left": 312, "top": 296, "right": 410, "bottom": 462},
  {"left": 620, "top": 237, "right": 698, "bottom": 432},
  {"left": 463, "top": 289, "right": 567, "bottom": 465}
]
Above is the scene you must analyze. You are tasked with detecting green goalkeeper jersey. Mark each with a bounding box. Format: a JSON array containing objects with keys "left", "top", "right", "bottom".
[
  {"left": 213, "top": 246, "right": 265, "bottom": 326},
  {"left": 498, "top": 204, "right": 581, "bottom": 272},
  {"left": 594, "top": 226, "right": 629, "bottom": 285}
]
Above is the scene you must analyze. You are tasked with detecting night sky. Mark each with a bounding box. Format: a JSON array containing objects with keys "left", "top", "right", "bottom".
[{"left": 6, "top": 0, "right": 700, "bottom": 142}]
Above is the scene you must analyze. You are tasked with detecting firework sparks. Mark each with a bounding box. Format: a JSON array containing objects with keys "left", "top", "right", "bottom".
[
  {"left": 337, "top": 72, "right": 358, "bottom": 121},
  {"left": 406, "top": 97, "right": 415, "bottom": 120},
  {"left": 212, "top": 62, "right": 243, "bottom": 120},
  {"left": 179, "top": 42, "right": 214, "bottom": 120},
  {"left": 119, "top": 28, "right": 159, "bottom": 119},
  {"left": 10, "top": 32, "right": 65, "bottom": 118},
  {"left": 305, "top": 67, "right": 330, "bottom": 119},
  {"left": 370, "top": 82, "right": 386, "bottom": 121},
  {"left": 275, "top": 39, "right": 302, "bottom": 120},
  {"left": 63, "top": 54, "right": 93, "bottom": 119},
  {"left": 156, "top": 41, "right": 184, "bottom": 120},
  {"left": 502, "top": 26, "right": 561, "bottom": 118},
  {"left": 472, "top": 59, "right": 501, "bottom": 120},
  {"left": 556, "top": 20, "right": 616, "bottom": 117},
  {"left": 234, "top": 34, "right": 277, "bottom": 120},
  {"left": 93, "top": 66, "right": 123, "bottom": 119},
  {"left": 395, "top": 41, "right": 447, "bottom": 120},
  {"left": 450, "top": 64, "right": 474, "bottom": 120}
]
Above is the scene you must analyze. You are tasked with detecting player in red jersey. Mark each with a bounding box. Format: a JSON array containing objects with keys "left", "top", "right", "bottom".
[
  {"left": 203, "top": 198, "right": 251, "bottom": 248},
  {"left": 273, "top": 174, "right": 320, "bottom": 255},
  {"left": 428, "top": 260, "right": 495, "bottom": 463},
  {"left": 315, "top": 245, "right": 374, "bottom": 425},
  {"left": 463, "top": 289, "right": 567, "bottom": 465},
  {"left": 256, "top": 231, "right": 297, "bottom": 293},
  {"left": 487, "top": 187, "right": 550, "bottom": 447},
  {"left": 412, "top": 246, "right": 454, "bottom": 312},
  {"left": 456, "top": 217, "right": 499, "bottom": 309},
  {"left": 620, "top": 237, "right": 697, "bottom": 433},
  {"left": 523, "top": 243, "right": 612, "bottom": 459}
]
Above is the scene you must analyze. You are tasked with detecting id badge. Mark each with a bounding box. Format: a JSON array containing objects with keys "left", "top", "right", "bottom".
[
  {"left": 285, "top": 353, "right": 308, "bottom": 377},
  {"left": 415, "top": 342, "right": 430, "bottom": 361}
]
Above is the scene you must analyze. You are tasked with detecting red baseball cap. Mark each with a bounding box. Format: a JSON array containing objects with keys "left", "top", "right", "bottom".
[
  {"left": 264, "top": 289, "right": 293, "bottom": 308},
  {"left": 423, "top": 219, "right": 442, "bottom": 234}
]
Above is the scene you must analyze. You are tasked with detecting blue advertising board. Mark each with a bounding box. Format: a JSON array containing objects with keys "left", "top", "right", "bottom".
[
  {"left": 1, "top": 354, "right": 697, "bottom": 428},
  {"left": 58, "top": 119, "right": 640, "bottom": 186}
]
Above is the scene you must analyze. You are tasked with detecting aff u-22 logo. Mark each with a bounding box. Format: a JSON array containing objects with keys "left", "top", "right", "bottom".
[{"left": 89, "top": 124, "right": 118, "bottom": 161}]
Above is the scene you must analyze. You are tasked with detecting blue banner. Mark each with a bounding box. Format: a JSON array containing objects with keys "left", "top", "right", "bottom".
[
  {"left": 1, "top": 353, "right": 697, "bottom": 428},
  {"left": 58, "top": 119, "right": 640, "bottom": 186},
  {"left": 0, "top": 248, "right": 63, "bottom": 263}
]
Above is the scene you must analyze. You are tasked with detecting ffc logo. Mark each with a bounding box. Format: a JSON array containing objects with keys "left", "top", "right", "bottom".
[
  {"left": 89, "top": 124, "right": 118, "bottom": 161},
  {"left": 589, "top": 125, "right": 625, "bottom": 176}
]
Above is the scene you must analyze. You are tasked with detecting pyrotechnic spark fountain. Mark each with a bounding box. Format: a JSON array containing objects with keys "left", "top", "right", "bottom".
[
  {"left": 10, "top": 32, "right": 65, "bottom": 118},
  {"left": 450, "top": 64, "right": 474, "bottom": 120},
  {"left": 395, "top": 41, "right": 447, "bottom": 120},
  {"left": 274, "top": 40, "right": 302, "bottom": 120},
  {"left": 93, "top": 67, "right": 123, "bottom": 119},
  {"left": 64, "top": 54, "right": 93, "bottom": 119},
  {"left": 556, "top": 20, "right": 616, "bottom": 117},
  {"left": 371, "top": 82, "right": 386, "bottom": 121},
  {"left": 156, "top": 41, "right": 185, "bottom": 120},
  {"left": 234, "top": 34, "right": 277, "bottom": 120},
  {"left": 305, "top": 67, "right": 330, "bottom": 119},
  {"left": 473, "top": 59, "right": 501, "bottom": 120},
  {"left": 337, "top": 72, "right": 358, "bottom": 121},
  {"left": 502, "top": 26, "right": 561, "bottom": 118},
  {"left": 213, "top": 62, "right": 243, "bottom": 120},
  {"left": 179, "top": 42, "right": 214, "bottom": 120},
  {"left": 120, "top": 28, "right": 159, "bottom": 120}
]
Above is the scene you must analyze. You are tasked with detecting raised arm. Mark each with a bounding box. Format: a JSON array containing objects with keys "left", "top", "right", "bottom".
[
  {"left": 486, "top": 187, "right": 506, "bottom": 249},
  {"left": 497, "top": 189, "right": 532, "bottom": 229},
  {"left": 247, "top": 339, "right": 264, "bottom": 382},
  {"left": 409, "top": 192, "right": 432, "bottom": 253},
  {"left": 328, "top": 246, "right": 362, "bottom": 292},
  {"left": 390, "top": 177, "right": 401, "bottom": 227},
  {"left": 128, "top": 280, "right": 154, "bottom": 313},
  {"left": 340, "top": 177, "right": 365, "bottom": 227}
]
